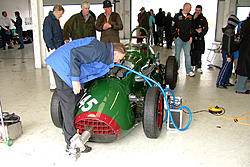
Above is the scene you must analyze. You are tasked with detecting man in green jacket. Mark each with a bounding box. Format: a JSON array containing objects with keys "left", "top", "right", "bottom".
[
  {"left": 95, "top": 0, "right": 123, "bottom": 43},
  {"left": 63, "top": 1, "right": 96, "bottom": 43}
]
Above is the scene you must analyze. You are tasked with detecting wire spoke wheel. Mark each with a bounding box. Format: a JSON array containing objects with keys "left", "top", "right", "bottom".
[{"left": 143, "top": 87, "right": 163, "bottom": 138}]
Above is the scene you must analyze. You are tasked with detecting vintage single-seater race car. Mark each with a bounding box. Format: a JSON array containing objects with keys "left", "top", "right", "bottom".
[{"left": 50, "top": 27, "right": 178, "bottom": 143}]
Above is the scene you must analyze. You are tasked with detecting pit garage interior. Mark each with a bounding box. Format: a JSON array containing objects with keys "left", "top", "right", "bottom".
[{"left": 0, "top": 0, "right": 249, "bottom": 166}]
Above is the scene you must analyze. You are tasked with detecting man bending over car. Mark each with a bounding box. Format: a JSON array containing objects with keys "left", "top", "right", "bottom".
[{"left": 45, "top": 37, "right": 126, "bottom": 154}]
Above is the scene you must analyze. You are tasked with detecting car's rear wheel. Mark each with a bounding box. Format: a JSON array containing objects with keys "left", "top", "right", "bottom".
[
  {"left": 165, "top": 56, "right": 178, "bottom": 90},
  {"left": 50, "top": 91, "right": 63, "bottom": 128},
  {"left": 143, "top": 87, "right": 163, "bottom": 138}
]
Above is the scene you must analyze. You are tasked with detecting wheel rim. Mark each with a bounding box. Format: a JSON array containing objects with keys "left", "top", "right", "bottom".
[{"left": 157, "top": 95, "right": 163, "bottom": 129}]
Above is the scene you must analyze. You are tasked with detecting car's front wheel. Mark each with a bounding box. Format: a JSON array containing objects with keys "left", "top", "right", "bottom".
[{"left": 143, "top": 87, "right": 163, "bottom": 138}]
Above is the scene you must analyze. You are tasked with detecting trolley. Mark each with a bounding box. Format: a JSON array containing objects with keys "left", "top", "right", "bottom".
[
  {"left": 207, "top": 42, "right": 222, "bottom": 69},
  {"left": 0, "top": 101, "right": 22, "bottom": 146}
]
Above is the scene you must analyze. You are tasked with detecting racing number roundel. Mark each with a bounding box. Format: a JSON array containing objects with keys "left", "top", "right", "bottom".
[{"left": 79, "top": 95, "right": 98, "bottom": 112}]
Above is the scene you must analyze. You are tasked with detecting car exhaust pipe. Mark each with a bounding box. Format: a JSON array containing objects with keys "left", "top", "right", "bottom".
[
  {"left": 69, "top": 127, "right": 93, "bottom": 160},
  {"left": 80, "top": 126, "right": 93, "bottom": 144}
]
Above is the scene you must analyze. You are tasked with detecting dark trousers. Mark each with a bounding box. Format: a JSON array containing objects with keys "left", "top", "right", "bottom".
[
  {"left": 165, "top": 31, "right": 173, "bottom": 48},
  {"left": 191, "top": 50, "right": 202, "bottom": 68},
  {"left": 157, "top": 27, "right": 164, "bottom": 46},
  {"left": 1, "top": 27, "right": 11, "bottom": 48},
  {"left": 53, "top": 71, "right": 84, "bottom": 146},
  {"left": 216, "top": 50, "right": 234, "bottom": 87},
  {"left": 17, "top": 29, "right": 24, "bottom": 48}
]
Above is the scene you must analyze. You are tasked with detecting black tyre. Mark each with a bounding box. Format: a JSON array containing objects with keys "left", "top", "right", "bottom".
[
  {"left": 165, "top": 56, "right": 178, "bottom": 90},
  {"left": 143, "top": 87, "right": 163, "bottom": 138},
  {"left": 50, "top": 91, "right": 63, "bottom": 128}
]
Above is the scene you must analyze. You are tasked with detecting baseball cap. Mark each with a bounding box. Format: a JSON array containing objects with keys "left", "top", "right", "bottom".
[{"left": 103, "top": 0, "right": 112, "bottom": 8}]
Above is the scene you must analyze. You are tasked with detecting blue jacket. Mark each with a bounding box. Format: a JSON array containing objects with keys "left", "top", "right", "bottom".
[
  {"left": 45, "top": 37, "right": 114, "bottom": 88},
  {"left": 43, "top": 11, "right": 64, "bottom": 51}
]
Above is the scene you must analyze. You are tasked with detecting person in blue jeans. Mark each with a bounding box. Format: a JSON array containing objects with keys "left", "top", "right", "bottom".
[
  {"left": 234, "top": 14, "right": 250, "bottom": 94},
  {"left": 172, "top": 3, "right": 194, "bottom": 77},
  {"left": 216, "top": 15, "right": 239, "bottom": 89}
]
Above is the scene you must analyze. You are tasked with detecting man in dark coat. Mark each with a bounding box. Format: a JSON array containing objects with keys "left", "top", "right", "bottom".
[
  {"left": 216, "top": 14, "right": 239, "bottom": 89},
  {"left": 137, "top": 7, "right": 149, "bottom": 43},
  {"left": 11, "top": 11, "right": 24, "bottom": 49},
  {"left": 95, "top": 0, "right": 123, "bottom": 43},
  {"left": 190, "top": 5, "right": 208, "bottom": 73},
  {"left": 155, "top": 8, "right": 165, "bottom": 46},
  {"left": 172, "top": 3, "right": 194, "bottom": 77},
  {"left": 43, "top": 4, "right": 64, "bottom": 51},
  {"left": 43, "top": 4, "right": 65, "bottom": 90},
  {"left": 63, "top": 1, "right": 96, "bottom": 43},
  {"left": 235, "top": 13, "right": 250, "bottom": 94},
  {"left": 164, "top": 12, "right": 173, "bottom": 49}
]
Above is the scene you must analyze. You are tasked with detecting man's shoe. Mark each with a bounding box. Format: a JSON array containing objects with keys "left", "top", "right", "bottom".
[
  {"left": 235, "top": 90, "right": 250, "bottom": 94},
  {"left": 225, "top": 83, "right": 234, "bottom": 86},
  {"left": 197, "top": 68, "right": 203, "bottom": 74},
  {"left": 187, "top": 71, "right": 195, "bottom": 77},
  {"left": 81, "top": 144, "right": 92, "bottom": 153},
  {"left": 8, "top": 46, "right": 13, "bottom": 49},
  {"left": 217, "top": 85, "right": 227, "bottom": 89},
  {"left": 18, "top": 47, "right": 24, "bottom": 50},
  {"left": 66, "top": 144, "right": 92, "bottom": 153},
  {"left": 3, "top": 47, "right": 5, "bottom": 50}
]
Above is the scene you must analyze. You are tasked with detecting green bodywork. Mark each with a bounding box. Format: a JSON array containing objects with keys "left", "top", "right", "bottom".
[{"left": 75, "top": 27, "right": 164, "bottom": 139}]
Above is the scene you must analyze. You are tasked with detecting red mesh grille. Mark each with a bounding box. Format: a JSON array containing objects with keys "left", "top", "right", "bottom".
[{"left": 75, "top": 119, "right": 115, "bottom": 135}]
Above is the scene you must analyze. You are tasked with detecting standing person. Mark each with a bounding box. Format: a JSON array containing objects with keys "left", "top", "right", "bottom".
[
  {"left": 149, "top": 9, "right": 155, "bottom": 45},
  {"left": 164, "top": 12, "right": 173, "bottom": 49},
  {"left": 232, "top": 20, "right": 243, "bottom": 76},
  {"left": 11, "top": 11, "right": 24, "bottom": 49},
  {"left": 137, "top": 7, "right": 149, "bottom": 43},
  {"left": 0, "top": 11, "right": 13, "bottom": 50},
  {"left": 45, "top": 37, "right": 127, "bottom": 153},
  {"left": 216, "top": 15, "right": 240, "bottom": 89},
  {"left": 96, "top": 0, "right": 123, "bottom": 43},
  {"left": 172, "top": 3, "right": 194, "bottom": 77},
  {"left": 190, "top": 5, "right": 208, "bottom": 74},
  {"left": 155, "top": 8, "right": 165, "bottom": 46},
  {"left": 235, "top": 13, "right": 250, "bottom": 94},
  {"left": 63, "top": 1, "right": 96, "bottom": 43},
  {"left": 43, "top": 4, "right": 65, "bottom": 90}
]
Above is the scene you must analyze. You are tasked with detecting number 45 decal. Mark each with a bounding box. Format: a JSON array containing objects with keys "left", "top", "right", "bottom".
[{"left": 79, "top": 94, "right": 98, "bottom": 112}]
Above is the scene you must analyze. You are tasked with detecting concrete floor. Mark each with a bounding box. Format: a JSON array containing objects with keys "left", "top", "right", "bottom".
[{"left": 0, "top": 43, "right": 249, "bottom": 167}]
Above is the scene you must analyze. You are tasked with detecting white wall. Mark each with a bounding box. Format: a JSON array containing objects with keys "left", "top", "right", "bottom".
[
  {"left": 215, "top": 0, "right": 237, "bottom": 42},
  {"left": 0, "top": 0, "right": 32, "bottom": 30}
]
